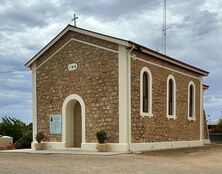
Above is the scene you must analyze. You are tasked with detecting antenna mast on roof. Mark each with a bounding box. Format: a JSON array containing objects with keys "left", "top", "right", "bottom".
[{"left": 162, "top": 0, "right": 167, "bottom": 54}]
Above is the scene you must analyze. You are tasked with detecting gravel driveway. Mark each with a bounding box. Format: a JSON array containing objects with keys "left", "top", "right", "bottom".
[{"left": 0, "top": 144, "right": 221, "bottom": 174}]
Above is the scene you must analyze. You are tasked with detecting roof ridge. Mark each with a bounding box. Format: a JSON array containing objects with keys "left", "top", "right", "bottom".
[{"left": 25, "top": 25, "right": 209, "bottom": 76}]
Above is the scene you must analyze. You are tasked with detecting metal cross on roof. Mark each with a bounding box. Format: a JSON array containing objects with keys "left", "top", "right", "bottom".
[{"left": 71, "top": 13, "right": 78, "bottom": 27}]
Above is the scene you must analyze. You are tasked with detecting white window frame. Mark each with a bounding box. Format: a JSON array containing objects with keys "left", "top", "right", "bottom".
[
  {"left": 188, "top": 81, "right": 196, "bottom": 121},
  {"left": 166, "top": 74, "right": 177, "bottom": 120},
  {"left": 140, "top": 67, "right": 153, "bottom": 118}
]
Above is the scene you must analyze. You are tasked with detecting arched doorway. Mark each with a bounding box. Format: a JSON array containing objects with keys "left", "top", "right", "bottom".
[
  {"left": 73, "top": 102, "right": 81, "bottom": 147},
  {"left": 62, "top": 94, "right": 86, "bottom": 148}
]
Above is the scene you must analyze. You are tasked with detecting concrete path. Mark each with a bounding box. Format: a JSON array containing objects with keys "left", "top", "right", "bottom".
[
  {"left": 0, "top": 148, "right": 130, "bottom": 156},
  {"left": 0, "top": 144, "right": 221, "bottom": 174}
]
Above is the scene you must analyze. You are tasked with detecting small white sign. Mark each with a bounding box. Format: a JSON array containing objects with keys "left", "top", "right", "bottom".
[
  {"left": 68, "top": 63, "right": 78, "bottom": 71},
  {"left": 50, "top": 114, "right": 62, "bottom": 134}
]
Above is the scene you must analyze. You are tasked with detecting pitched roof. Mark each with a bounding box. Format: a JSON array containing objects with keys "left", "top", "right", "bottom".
[{"left": 25, "top": 25, "right": 209, "bottom": 76}]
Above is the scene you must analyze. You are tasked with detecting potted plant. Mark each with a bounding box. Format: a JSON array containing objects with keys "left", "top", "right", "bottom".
[
  {"left": 96, "top": 130, "right": 108, "bottom": 152},
  {"left": 35, "top": 132, "right": 45, "bottom": 150}
]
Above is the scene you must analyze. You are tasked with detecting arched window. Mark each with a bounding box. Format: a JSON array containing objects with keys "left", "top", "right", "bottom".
[
  {"left": 140, "top": 67, "right": 153, "bottom": 117},
  {"left": 143, "top": 72, "right": 149, "bottom": 112},
  {"left": 166, "top": 75, "right": 176, "bottom": 119},
  {"left": 188, "top": 81, "right": 196, "bottom": 121}
]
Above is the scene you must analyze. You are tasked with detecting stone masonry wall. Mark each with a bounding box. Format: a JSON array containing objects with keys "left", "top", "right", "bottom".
[
  {"left": 131, "top": 51, "right": 201, "bottom": 143},
  {"left": 36, "top": 31, "right": 119, "bottom": 143}
]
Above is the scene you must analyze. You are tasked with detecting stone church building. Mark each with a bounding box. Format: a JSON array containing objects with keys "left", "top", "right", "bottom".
[{"left": 25, "top": 25, "right": 209, "bottom": 151}]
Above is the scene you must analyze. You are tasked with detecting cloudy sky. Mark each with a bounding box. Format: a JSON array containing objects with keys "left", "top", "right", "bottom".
[{"left": 0, "top": 0, "right": 221, "bottom": 123}]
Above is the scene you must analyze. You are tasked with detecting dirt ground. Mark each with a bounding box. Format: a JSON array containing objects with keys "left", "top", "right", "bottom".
[{"left": 0, "top": 144, "right": 222, "bottom": 174}]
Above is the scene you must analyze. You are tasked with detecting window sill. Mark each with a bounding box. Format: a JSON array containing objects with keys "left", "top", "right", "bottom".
[
  {"left": 167, "top": 115, "right": 177, "bottom": 120},
  {"left": 140, "top": 112, "right": 153, "bottom": 118},
  {"left": 188, "top": 117, "right": 196, "bottom": 121}
]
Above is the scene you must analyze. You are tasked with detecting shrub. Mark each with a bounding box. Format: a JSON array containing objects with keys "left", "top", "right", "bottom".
[
  {"left": 16, "top": 130, "right": 32, "bottom": 149},
  {"left": 96, "top": 130, "right": 107, "bottom": 143},
  {"left": 35, "top": 132, "right": 45, "bottom": 143},
  {"left": 0, "top": 117, "right": 33, "bottom": 149},
  {"left": 0, "top": 117, "right": 26, "bottom": 143}
]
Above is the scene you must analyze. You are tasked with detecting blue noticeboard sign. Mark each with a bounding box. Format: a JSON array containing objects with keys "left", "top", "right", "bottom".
[{"left": 50, "top": 114, "right": 62, "bottom": 134}]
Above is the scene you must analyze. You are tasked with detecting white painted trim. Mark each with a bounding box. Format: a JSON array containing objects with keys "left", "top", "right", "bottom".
[
  {"left": 141, "top": 49, "right": 208, "bottom": 76},
  {"left": 200, "top": 78, "right": 203, "bottom": 140},
  {"left": 140, "top": 113, "right": 154, "bottom": 117},
  {"left": 26, "top": 26, "right": 128, "bottom": 68},
  {"left": 32, "top": 141, "right": 204, "bottom": 152},
  {"left": 134, "top": 57, "right": 200, "bottom": 80},
  {"left": 140, "top": 67, "right": 153, "bottom": 117},
  {"left": 128, "top": 47, "right": 135, "bottom": 145},
  {"left": 188, "top": 81, "right": 196, "bottom": 121},
  {"left": 62, "top": 94, "right": 86, "bottom": 147},
  {"left": 31, "top": 63, "right": 37, "bottom": 142},
  {"left": 118, "top": 45, "right": 129, "bottom": 145},
  {"left": 31, "top": 142, "right": 66, "bottom": 150},
  {"left": 26, "top": 26, "right": 207, "bottom": 77},
  {"left": 32, "top": 142, "right": 129, "bottom": 151},
  {"left": 36, "top": 38, "right": 118, "bottom": 70},
  {"left": 81, "top": 143, "right": 130, "bottom": 152},
  {"left": 69, "top": 27, "right": 129, "bottom": 46},
  {"left": 130, "top": 140, "right": 203, "bottom": 152},
  {"left": 203, "top": 139, "right": 210, "bottom": 144},
  {"left": 81, "top": 143, "right": 97, "bottom": 151},
  {"left": 43, "top": 142, "right": 66, "bottom": 149},
  {"left": 166, "top": 75, "right": 177, "bottom": 119},
  {"left": 26, "top": 27, "right": 70, "bottom": 68}
]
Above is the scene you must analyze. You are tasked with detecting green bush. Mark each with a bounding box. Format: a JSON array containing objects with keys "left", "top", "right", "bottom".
[
  {"left": 35, "top": 132, "right": 45, "bottom": 143},
  {"left": 16, "top": 130, "right": 33, "bottom": 149},
  {"left": 96, "top": 130, "right": 107, "bottom": 143},
  {"left": 0, "top": 117, "right": 25, "bottom": 143},
  {"left": 0, "top": 117, "right": 32, "bottom": 148}
]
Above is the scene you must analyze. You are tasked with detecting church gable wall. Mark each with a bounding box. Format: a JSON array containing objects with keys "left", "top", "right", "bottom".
[{"left": 36, "top": 31, "right": 119, "bottom": 143}]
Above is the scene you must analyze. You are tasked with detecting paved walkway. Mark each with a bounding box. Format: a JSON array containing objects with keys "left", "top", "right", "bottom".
[
  {"left": 0, "top": 148, "right": 130, "bottom": 156},
  {"left": 0, "top": 144, "right": 222, "bottom": 174}
]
